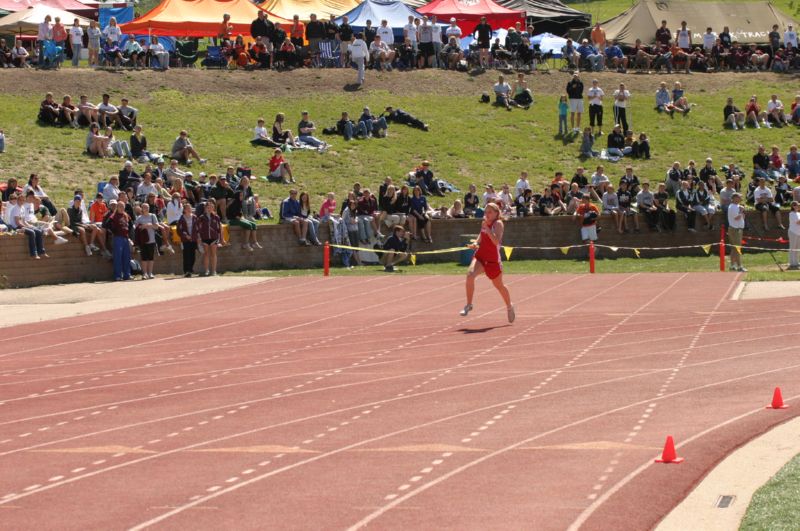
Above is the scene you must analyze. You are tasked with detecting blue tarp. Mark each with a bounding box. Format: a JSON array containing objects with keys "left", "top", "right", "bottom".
[
  {"left": 335, "top": 0, "right": 444, "bottom": 43},
  {"left": 99, "top": 6, "right": 134, "bottom": 29}
]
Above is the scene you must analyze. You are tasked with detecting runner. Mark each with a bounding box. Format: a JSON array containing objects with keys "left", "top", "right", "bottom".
[{"left": 460, "top": 202, "right": 515, "bottom": 323}]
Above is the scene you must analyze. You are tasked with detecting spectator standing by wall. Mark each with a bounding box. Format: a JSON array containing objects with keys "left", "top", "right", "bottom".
[
  {"left": 727, "top": 193, "right": 746, "bottom": 271},
  {"left": 788, "top": 201, "right": 800, "bottom": 270},
  {"left": 107, "top": 200, "right": 131, "bottom": 280}
]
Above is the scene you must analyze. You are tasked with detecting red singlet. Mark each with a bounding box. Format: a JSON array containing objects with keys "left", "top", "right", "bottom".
[{"left": 474, "top": 221, "right": 502, "bottom": 279}]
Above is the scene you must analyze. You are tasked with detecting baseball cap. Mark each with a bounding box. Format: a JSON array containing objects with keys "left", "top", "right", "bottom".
[{"left": 450, "top": 17, "right": 456, "bottom": 22}]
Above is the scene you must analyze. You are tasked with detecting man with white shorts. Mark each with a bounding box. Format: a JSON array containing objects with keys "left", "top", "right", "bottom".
[{"left": 566, "top": 72, "right": 584, "bottom": 132}]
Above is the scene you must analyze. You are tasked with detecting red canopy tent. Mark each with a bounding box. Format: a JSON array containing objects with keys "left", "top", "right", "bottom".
[{"left": 418, "top": 0, "right": 525, "bottom": 36}]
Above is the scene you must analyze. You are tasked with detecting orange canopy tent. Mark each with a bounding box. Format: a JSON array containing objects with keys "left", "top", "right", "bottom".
[
  {"left": 259, "top": 0, "right": 360, "bottom": 21},
  {"left": 119, "top": 0, "right": 292, "bottom": 38}
]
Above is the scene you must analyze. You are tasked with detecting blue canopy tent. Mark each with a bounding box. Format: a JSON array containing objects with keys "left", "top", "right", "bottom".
[{"left": 335, "top": 0, "right": 444, "bottom": 43}]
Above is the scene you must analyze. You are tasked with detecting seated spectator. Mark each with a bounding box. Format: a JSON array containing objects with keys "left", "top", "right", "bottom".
[
  {"left": 369, "top": 35, "right": 395, "bottom": 71},
  {"left": 11, "top": 39, "right": 30, "bottom": 68},
  {"left": 617, "top": 180, "right": 639, "bottom": 232},
  {"left": 135, "top": 171, "right": 156, "bottom": 201},
  {"left": 230, "top": 35, "right": 252, "bottom": 69},
  {"left": 491, "top": 38, "right": 513, "bottom": 68},
  {"left": 688, "top": 47, "right": 708, "bottom": 72},
  {"left": 448, "top": 199, "right": 468, "bottom": 218},
  {"left": 497, "top": 184, "right": 514, "bottom": 216},
  {"left": 723, "top": 97, "right": 746, "bottom": 129},
  {"left": 249, "top": 36, "right": 270, "bottom": 69},
  {"left": 298, "top": 111, "right": 329, "bottom": 150},
  {"left": 654, "top": 181, "right": 677, "bottom": 231},
  {"left": 409, "top": 185, "right": 432, "bottom": 242},
  {"left": 382, "top": 225, "right": 410, "bottom": 272},
  {"left": 538, "top": 186, "right": 563, "bottom": 216},
  {"left": 591, "top": 165, "right": 611, "bottom": 196},
  {"left": 273, "top": 112, "right": 299, "bottom": 147},
  {"left": 683, "top": 159, "right": 700, "bottom": 188},
  {"left": 441, "top": 37, "right": 463, "bottom": 70},
  {"left": 753, "top": 144, "right": 771, "bottom": 180},
  {"left": 675, "top": 180, "right": 698, "bottom": 232},
  {"left": 318, "top": 191, "right": 337, "bottom": 221},
  {"left": 511, "top": 73, "right": 533, "bottom": 108},
  {"left": 86, "top": 123, "right": 110, "bottom": 157},
  {"left": 68, "top": 194, "right": 106, "bottom": 256},
  {"left": 104, "top": 126, "right": 132, "bottom": 158},
  {"left": 671, "top": 82, "right": 690, "bottom": 115},
  {"left": 693, "top": 181, "right": 716, "bottom": 230},
  {"left": 631, "top": 132, "right": 651, "bottom": 159},
  {"left": 76, "top": 95, "right": 99, "bottom": 126},
  {"left": 118, "top": 160, "right": 141, "bottom": 190},
  {"left": 209, "top": 175, "right": 235, "bottom": 222},
  {"left": 580, "top": 127, "right": 598, "bottom": 158},
  {"left": 413, "top": 160, "right": 442, "bottom": 196},
  {"left": 102, "top": 175, "right": 121, "bottom": 203},
  {"left": 791, "top": 94, "right": 800, "bottom": 125},
  {"left": 103, "top": 38, "right": 124, "bottom": 67},
  {"left": 787, "top": 144, "right": 800, "bottom": 180},
  {"left": 356, "top": 188, "right": 381, "bottom": 242},
  {"left": 164, "top": 158, "right": 187, "bottom": 185},
  {"left": 341, "top": 198, "right": 361, "bottom": 263},
  {"left": 766, "top": 94, "right": 790, "bottom": 127},
  {"left": 358, "top": 107, "right": 388, "bottom": 138},
  {"left": 298, "top": 191, "right": 321, "bottom": 246},
  {"left": 171, "top": 130, "right": 206, "bottom": 165},
  {"left": 753, "top": 177, "right": 784, "bottom": 230},
  {"left": 769, "top": 145, "right": 787, "bottom": 179},
  {"left": 123, "top": 36, "right": 144, "bottom": 67},
  {"left": 397, "top": 37, "right": 417, "bottom": 70},
  {"left": 619, "top": 166, "right": 641, "bottom": 196},
  {"left": 729, "top": 42, "right": 749, "bottom": 71},
  {"left": 665, "top": 161, "right": 683, "bottom": 196},
  {"left": 749, "top": 45, "right": 769, "bottom": 71},
  {"left": 0, "top": 39, "right": 11, "bottom": 68},
  {"left": 493, "top": 74, "right": 513, "bottom": 111},
  {"left": 631, "top": 39, "right": 655, "bottom": 71},
  {"left": 464, "top": 184, "right": 480, "bottom": 217},
  {"left": 381, "top": 106, "right": 428, "bottom": 131},
  {"left": 606, "top": 124, "right": 629, "bottom": 158},
  {"left": 516, "top": 189, "right": 534, "bottom": 217},
  {"left": 379, "top": 184, "right": 406, "bottom": 230},
  {"left": 56, "top": 94, "right": 79, "bottom": 128},
  {"left": 605, "top": 40, "right": 628, "bottom": 71},
  {"left": 280, "top": 189, "right": 311, "bottom": 245},
  {"left": 577, "top": 39, "right": 603, "bottom": 71},
  {"left": 670, "top": 40, "right": 691, "bottom": 73},
  {"left": 602, "top": 183, "right": 621, "bottom": 232},
  {"left": 267, "top": 147, "right": 294, "bottom": 184},
  {"left": 655, "top": 82, "right": 674, "bottom": 113},
  {"left": 148, "top": 36, "right": 169, "bottom": 70},
  {"left": 226, "top": 189, "right": 260, "bottom": 250},
  {"left": 23, "top": 174, "right": 57, "bottom": 216},
  {"left": 699, "top": 157, "right": 723, "bottom": 193},
  {"left": 130, "top": 125, "right": 156, "bottom": 163},
  {"left": 636, "top": 181, "right": 659, "bottom": 231},
  {"left": 275, "top": 37, "right": 297, "bottom": 69},
  {"left": 333, "top": 111, "right": 368, "bottom": 141},
  {"left": 745, "top": 95, "right": 769, "bottom": 128},
  {"left": 39, "top": 92, "right": 61, "bottom": 125},
  {"left": 118, "top": 98, "right": 138, "bottom": 130},
  {"left": 251, "top": 118, "right": 281, "bottom": 148},
  {"left": 710, "top": 38, "right": 729, "bottom": 71},
  {"left": 8, "top": 193, "right": 47, "bottom": 259}
]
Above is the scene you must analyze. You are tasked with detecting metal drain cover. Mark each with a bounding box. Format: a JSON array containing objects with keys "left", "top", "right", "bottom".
[{"left": 716, "top": 495, "right": 736, "bottom": 508}]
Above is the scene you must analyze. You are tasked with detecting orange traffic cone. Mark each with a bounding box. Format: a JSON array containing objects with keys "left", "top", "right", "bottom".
[
  {"left": 766, "top": 387, "right": 789, "bottom": 409},
  {"left": 655, "top": 435, "right": 684, "bottom": 464}
]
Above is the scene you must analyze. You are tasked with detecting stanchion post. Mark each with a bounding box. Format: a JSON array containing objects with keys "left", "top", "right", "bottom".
[
  {"left": 719, "top": 226, "right": 726, "bottom": 272},
  {"left": 323, "top": 241, "right": 330, "bottom": 277},
  {"left": 589, "top": 241, "right": 596, "bottom": 274}
]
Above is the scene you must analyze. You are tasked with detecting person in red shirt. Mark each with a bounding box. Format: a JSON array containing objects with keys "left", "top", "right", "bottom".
[
  {"left": 268, "top": 147, "right": 294, "bottom": 183},
  {"left": 575, "top": 195, "right": 600, "bottom": 243},
  {"left": 107, "top": 200, "right": 132, "bottom": 280},
  {"left": 460, "top": 202, "right": 515, "bottom": 323}
]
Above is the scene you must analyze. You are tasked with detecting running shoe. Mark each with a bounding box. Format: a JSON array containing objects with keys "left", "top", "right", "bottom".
[
  {"left": 460, "top": 304, "right": 473, "bottom": 317},
  {"left": 507, "top": 304, "right": 516, "bottom": 324}
]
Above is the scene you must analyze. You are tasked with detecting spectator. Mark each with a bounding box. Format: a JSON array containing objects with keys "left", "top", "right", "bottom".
[
  {"left": 511, "top": 73, "right": 533, "bottom": 108},
  {"left": 209, "top": 175, "right": 235, "bottom": 222},
  {"left": 86, "top": 123, "right": 110, "bottom": 157},
  {"left": 787, "top": 144, "right": 799, "bottom": 180},
  {"left": 68, "top": 19, "right": 83, "bottom": 68},
  {"left": 586, "top": 79, "right": 604, "bottom": 136},
  {"left": 606, "top": 124, "right": 627, "bottom": 159},
  {"left": 631, "top": 132, "right": 650, "bottom": 159},
  {"left": 104, "top": 126, "right": 132, "bottom": 159},
  {"left": 766, "top": 94, "right": 790, "bottom": 127},
  {"left": 654, "top": 182, "right": 677, "bottom": 231},
  {"left": 369, "top": 35, "right": 394, "bottom": 71},
  {"left": 699, "top": 157, "right": 723, "bottom": 193},
  {"left": 575, "top": 195, "right": 599, "bottom": 243},
  {"left": 267, "top": 147, "right": 294, "bottom": 184},
  {"left": 39, "top": 92, "right": 61, "bottom": 125},
  {"left": 516, "top": 189, "right": 534, "bottom": 217},
  {"left": 123, "top": 37, "right": 144, "bottom": 68},
  {"left": 671, "top": 81, "right": 690, "bottom": 115},
  {"left": 164, "top": 158, "right": 187, "bottom": 185},
  {"left": 605, "top": 40, "right": 627, "bottom": 71},
  {"left": 226, "top": 190, "right": 260, "bottom": 251},
  {"left": 36, "top": 14, "right": 52, "bottom": 64},
  {"left": 753, "top": 145, "right": 771, "bottom": 180},
  {"left": 149, "top": 36, "right": 169, "bottom": 70},
  {"left": 580, "top": 127, "right": 598, "bottom": 158},
  {"left": 409, "top": 185, "right": 432, "bottom": 242},
  {"left": 493, "top": 74, "right": 513, "bottom": 111},
  {"left": 620, "top": 165, "right": 641, "bottom": 196},
  {"left": 786, "top": 24, "right": 798, "bottom": 48},
  {"left": 85, "top": 21, "right": 102, "bottom": 66},
  {"left": 298, "top": 111, "right": 329, "bottom": 150},
  {"left": 754, "top": 177, "right": 784, "bottom": 230},
  {"left": 197, "top": 200, "right": 221, "bottom": 276},
  {"left": 441, "top": 36, "right": 463, "bottom": 70},
  {"left": 656, "top": 20, "right": 671, "bottom": 47},
  {"left": 280, "top": 189, "right": 310, "bottom": 245},
  {"left": 665, "top": 161, "right": 683, "bottom": 196},
  {"left": 119, "top": 160, "right": 141, "bottom": 191},
  {"left": 177, "top": 202, "right": 198, "bottom": 276},
  {"left": 694, "top": 181, "right": 716, "bottom": 230},
  {"left": 727, "top": 193, "right": 746, "bottom": 271},
  {"left": 749, "top": 45, "right": 769, "bottom": 71},
  {"left": 788, "top": 201, "right": 800, "bottom": 269},
  {"left": 566, "top": 73, "right": 584, "bottom": 132},
  {"left": 591, "top": 165, "right": 611, "bottom": 196},
  {"left": 382, "top": 225, "right": 410, "bottom": 272},
  {"left": 356, "top": 188, "right": 381, "bottom": 242},
  {"left": 358, "top": 107, "right": 388, "bottom": 137},
  {"left": 0, "top": 39, "right": 13, "bottom": 68},
  {"left": 23, "top": 174, "right": 57, "bottom": 216},
  {"left": 464, "top": 184, "right": 480, "bottom": 217},
  {"left": 171, "top": 130, "right": 206, "bottom": 165},
  {"left": 103, "top": 38, "right": 123, "bottom": 67},
  {"left": 130, "top": 125, "right": 155, "bottom": 163},
  {"left": 273, "top": 113, "right": 299, "bottom": 147},
  {"left": 298, "top": 191, "right": 321, "bottom": 246},
  {"left": 8, "top": 192, "right": 49, "bottom": 259},
  {"left": 52, "top": 17, "right": 66, "bottom": 67},
  {"left": 350, "top": 32, "right": 368, "bottom": 86},
  {"left": 577, "top": 39, "right": 603, "bottom": 71},
  {"left": 12, "top": 39, "right": 30, "bottom": 68},
  {"left": 134, "top": 202, "right": 160, "bottom": 278},
  {"left": 617, "top": 180, "right": 639, "bottom": 232},
  {"left": 602, "top": 183, "right": 621, "bottom": 231},
  {"left": 636, "top": 181, "right": 659, "bottom": 231},
  {"left": 473, "top": 16, "right": 492, "bottom": 69},
  {"left": 557, "top": 94, "right": 569, "bottom": 136},
  {"left": 319, "top": 192, "right": 337, "bottom": 221},
  {"left": 251, "top": 118, "right": 280, "bottom": 148},
  {"left": 724, "top": 96, "right": 745, "bottom": 129},
  {"left": 382, "top": 106, "right": 428, "bottom": 131},
  {"left": 105, "top": 200, "right": 131, "bottom": 280},
  {"left": 612, "top": 82, "right": 630, "bottom": 132},
  {"left": 118, "top": 98, "right": 138, "bottom": 130}
]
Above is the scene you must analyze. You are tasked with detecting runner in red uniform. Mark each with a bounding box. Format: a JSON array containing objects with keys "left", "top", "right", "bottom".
[{"left": 460, "top": 202, "right": 515, "bottom": 323}]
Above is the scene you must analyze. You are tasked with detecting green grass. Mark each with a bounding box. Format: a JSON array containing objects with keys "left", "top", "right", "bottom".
[
  {"left": 565, "top": 0, "right": 800, "bottom": 25},
  {"left": 230, "top": 251, "right": 800, "bottom": 280},
  {"left": 740, "top": 452, "right": 800, "bottom": 531},
  {"left": 1, "top": 78, "right": 798, "bottom": 213}
]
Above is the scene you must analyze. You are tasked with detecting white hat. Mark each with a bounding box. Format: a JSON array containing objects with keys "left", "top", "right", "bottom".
[{"left": 450, "top": 17, "right": 456, "bottom": 22}]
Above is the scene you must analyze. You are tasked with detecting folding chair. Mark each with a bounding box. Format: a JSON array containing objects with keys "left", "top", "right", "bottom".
[
  {"left": 317, "top": 40, "right": 340, "bottom": 68},
  {"left": 39, "top": 40, "right": 61, "bottom": 69},
  {"left": 202, "top": 46, "right": 227, "bottom": 69},
  {"left": 175, "top": 40, "right": 199, "bottom": 67}
]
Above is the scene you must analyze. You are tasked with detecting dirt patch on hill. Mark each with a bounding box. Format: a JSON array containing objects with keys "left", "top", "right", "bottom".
[{"left": 1, "top": 67, "right": 796, "bottom": 102}]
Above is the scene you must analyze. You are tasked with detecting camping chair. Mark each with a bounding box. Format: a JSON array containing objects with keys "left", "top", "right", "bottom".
[
  {"left": 317, "top": 40, "right": 340, "bottom": 68},
  {"left": 38, "top": 40, "right": 61, "bottom": 70},
  {"left": 175, "top": 39, "right": 199, "bottom": 67},
  {"left": 532, "top": 45, "right": 551, "bottom": 73},
  {"left": 202, "top": 46, "right": 227, "bottom": 69}
]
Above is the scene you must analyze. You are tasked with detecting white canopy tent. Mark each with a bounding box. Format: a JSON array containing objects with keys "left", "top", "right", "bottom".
[{"left": 0, "top": 4, "right": 92, "bottom": 35}]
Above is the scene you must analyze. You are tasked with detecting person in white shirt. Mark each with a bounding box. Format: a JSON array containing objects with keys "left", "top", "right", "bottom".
[
  {"left": 785, "top": 25, "right": 798, "bottom": 48},
  {"left": 103, "top": 17, "right": 122, "bottom": 44},
  {"left": 514, "top": 171, "right": 531, "bottom": 198},
  {"left": 123, "top": 36, "right": 144, "bottom": 67},
  {"left": 497, "top": 184, "right": 514, "bottom": 216},
  {"left": 417, "top": 16, "right": 435, "bottom": 68},
  {"left": 701, "top": 27, "right": 716, "bottom": 52},
  {"left": 676, "top": 20, "right": 691, "bottom": 50},
  {"left": 788, "top": 201, "right": 800, "bottom": 269},
  {"left": 403, "top": 15, "right": 418, "bottom": 52},
  {"left": 9, "top": 193, "right": 47, "bottom": 259},
  {"left": 591, "top": 165, "right": 610, "bottom": 196},
  {"left": 766, "top": 94, "right": 789, "bottom": 126},
  {"left": 69, "top": 19, "right": 84, "bottom": 67},
  {"left": 12, "top": 39, "right": 30, "bottom": 68},
  {"left": 97, "top": 93, "right": 125, "bottom": 129},
  {"left": 369, "top": 35, "right": 394, "bottom": 71},
  {"left": 349, "top": 32, "right": 368, "bottom": 85},
  {"left": 754, "top": 177, "right": 784, "bottom": 230},
  {"left": 612, "top": 82, "right": 631, "bottom": 133},
  {"left": 166, "top": 193, "right": 183, "bottom": 225},
  {"left": 587, "top": 79, "right": 605, "bottom": 136},
  {"left": 148, "top": 36, "right": 169, "bottom": 70},
  {"left": 445, "top": 18, "right": 462, "bottom": 40},
  {"left": 727, "top": 193, "right": 746, "bottom": 271},
  {"left": 376, "top": 19, "right": 394, "bottom": 45},
  {"left": 251, "top": 118, "right": 279, "bottom": 147},
  {"left": 87, "top": 20, "right": 102, "bottom": 66}
]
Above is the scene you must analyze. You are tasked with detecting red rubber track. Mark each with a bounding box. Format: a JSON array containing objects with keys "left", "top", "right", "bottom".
[{"left": 0, "top": 273, "right": 797, "bottom": 530}]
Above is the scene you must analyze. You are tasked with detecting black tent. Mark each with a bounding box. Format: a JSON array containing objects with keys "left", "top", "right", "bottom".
[{"left": 495, "top": 0, "right": 590, "bottom": 35}]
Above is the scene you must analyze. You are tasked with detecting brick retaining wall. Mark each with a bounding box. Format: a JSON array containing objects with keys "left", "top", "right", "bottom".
[{"left": 0, "top": 212, "right": 786, "bottom": 288}]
